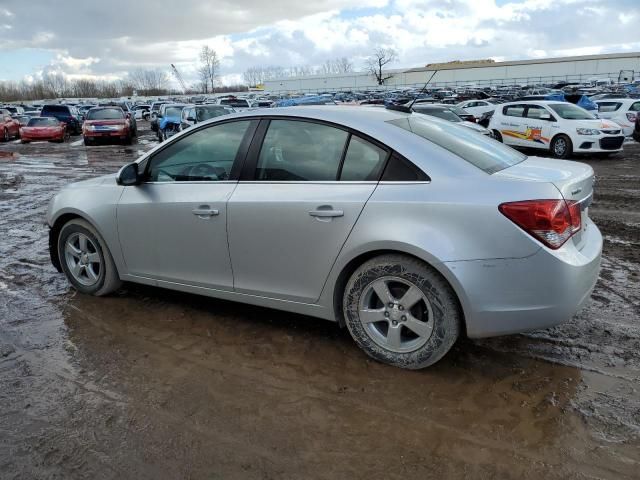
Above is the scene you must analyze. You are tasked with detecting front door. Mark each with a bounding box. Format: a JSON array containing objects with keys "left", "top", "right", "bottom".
[
  {"left": 228, "top": 119, "right": 390, "bottom": 303},
  {"left": 117, "top": 120, "right": 256, "bottom": 290}
]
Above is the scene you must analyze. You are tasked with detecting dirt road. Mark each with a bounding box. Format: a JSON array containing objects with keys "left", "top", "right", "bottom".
[{"left": 1, "top": 125, "right": 638, "bottom": 479}]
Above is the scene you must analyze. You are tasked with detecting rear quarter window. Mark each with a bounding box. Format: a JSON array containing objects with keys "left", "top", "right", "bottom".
[
  {"left": 503, "top": 105, "right": 525, "bottom": 117},
  {"left": 597, "top": 102, "right": 622, "bottom": 113}
]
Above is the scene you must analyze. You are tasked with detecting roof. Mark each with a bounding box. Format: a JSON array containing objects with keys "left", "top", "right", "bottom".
[{"left": 405, "top": 52, "right": 640, "bottom": 73}]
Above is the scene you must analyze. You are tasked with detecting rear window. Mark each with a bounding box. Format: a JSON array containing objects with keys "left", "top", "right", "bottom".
[
  {"left": 42, "top": 105, "right": 69, "bottom": 114},
  {"left": 28, "top": 117, "right": 59, "bottom": 126},
  {"left": 220, "top": 99, "right": 249, "bottom": 107},
  {"left": 597, "top": 102, "right": 622, "bottom": 113},
  {"left": 87, "top": 108, "right": 124, "bottom": 120},
  {"left": 387, "top": 115, "right": 526, "bottom": 174},
  {"left": 196, "top": 106, "right": 229, "bottom": 121},
  {"left": 414, "top": 108, "right": 461, "bottom": 123}
]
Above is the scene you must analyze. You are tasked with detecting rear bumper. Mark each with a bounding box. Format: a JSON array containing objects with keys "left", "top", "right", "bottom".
[{"left": 445, "top": 222, "right": 602, "bottom": 338}]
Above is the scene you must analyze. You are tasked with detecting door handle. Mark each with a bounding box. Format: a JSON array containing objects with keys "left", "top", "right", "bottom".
[
  {"left": 192, "top": 206, "right": 219, "bottom": 217},
  {"left": 309, "top": 209, "right": 344, "bottom": 218}
]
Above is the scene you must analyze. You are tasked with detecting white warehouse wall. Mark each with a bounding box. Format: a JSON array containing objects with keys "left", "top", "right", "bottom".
[{"left": 264, "top": 52, "right": 640, "bottom": 92}]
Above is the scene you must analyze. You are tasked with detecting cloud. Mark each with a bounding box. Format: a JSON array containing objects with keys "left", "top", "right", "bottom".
[{"left": 0, "top": 0, "right": 638, "bottom": 86}]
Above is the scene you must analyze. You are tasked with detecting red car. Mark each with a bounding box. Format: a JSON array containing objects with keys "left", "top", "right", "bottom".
[
  {"left": 1, "top": 109, "right": 21, "bottom": 142},
  {"left": 83, "top": 107, "right": 132, "bottom": 145},
  {"left": 20, "top": 117, "right": 68, "bottom": 143}
]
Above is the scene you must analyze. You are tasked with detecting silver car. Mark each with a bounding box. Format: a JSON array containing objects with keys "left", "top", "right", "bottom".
[{"left": 47, "top": 106, "right": 602, "bottom": 369}]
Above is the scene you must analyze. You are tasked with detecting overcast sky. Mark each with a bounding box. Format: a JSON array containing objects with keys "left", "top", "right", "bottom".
[{"left": 0, "top": 0, "right": 638, "bottom": 87}]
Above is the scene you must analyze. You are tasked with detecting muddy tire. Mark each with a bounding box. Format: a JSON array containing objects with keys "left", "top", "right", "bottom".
[
  {"left": 57, "top": 218, "right": 121, "bottom": 296},
  {"left": 551, "top": 134, "right": 572, "bottom": 159},
  {"left": 343, "top": 254, "right": 461, "bottom": 369},
  {"left": 492, "top": 130, "right": 503, "bottom": 143}
]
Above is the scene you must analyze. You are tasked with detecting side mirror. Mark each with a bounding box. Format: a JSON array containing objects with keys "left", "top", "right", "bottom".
[{"left": 116, "top": 162, "right": 141, "bottom": 186}]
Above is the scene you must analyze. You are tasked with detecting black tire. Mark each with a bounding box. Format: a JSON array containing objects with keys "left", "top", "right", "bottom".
[
  {"left": 83, "top": 137, "right": 93, "bottom": 146},
  {"left": 492, "top": 130, "right": 503, "bottom": 143},
  {"left": 2, "top": 128, "right": 8, "bottom": 142},
  {"left": 550, "top": 134, "right": 572, "bottom": 159},
  {"left": 57, "top": 218, "right": 121, "bottom": 296},
  {"left": 343, "top": 254, "right": 461, "bottom": 369},
  {"left": 123, "top": 134, "right": 133, "bottom": 145}
]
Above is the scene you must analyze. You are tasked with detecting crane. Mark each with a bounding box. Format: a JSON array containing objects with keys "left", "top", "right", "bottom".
[{"left": 170, "top": 63, "right": 188, "bottom": 94}]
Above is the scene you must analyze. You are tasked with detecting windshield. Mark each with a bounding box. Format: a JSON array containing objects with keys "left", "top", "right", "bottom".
[
  {"left": 165, "top": 107, "right": 184, "bottom": 117},
  {"left": 196, "top": 106, "right": 228, "bottom": 121},
  {"left": 87, "top": 108, "right": 124, "bottom": 120},
  {"left": 387, "top": 115, "right": 526, "bottom": 174},
  {"left": 28, "top": 117, "right": 58, "bottom": 126},
  {"left": 549, "top": 103, "right": 595, "bottom": 120},
  {"left": 414, "top": 108, "right": 461, "bottom": 122}
]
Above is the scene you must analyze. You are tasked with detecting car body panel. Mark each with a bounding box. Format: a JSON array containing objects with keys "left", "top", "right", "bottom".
[
  {"left": 594, "top": 98, "right": 640, "bottom": 136},
  {"left": 47, "top": 106, "right": 603, "bottom": 339}
]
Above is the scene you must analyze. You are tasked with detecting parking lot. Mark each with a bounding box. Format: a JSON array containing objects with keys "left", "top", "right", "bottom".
[{"left": 0, "top": 122, "right": 639, "bottom": 479}]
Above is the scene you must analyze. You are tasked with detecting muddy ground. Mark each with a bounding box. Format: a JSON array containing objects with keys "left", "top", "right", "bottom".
[{"left": 0, "top": 123, "right": 638, "bottom": 479}]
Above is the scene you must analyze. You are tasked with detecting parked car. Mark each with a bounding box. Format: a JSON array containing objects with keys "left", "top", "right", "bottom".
[
  {"left": 213, "top": 96, "right": 253, "bottom": 110},
  {"left": 180, "top": 104, "right": 234, "bottom": 130},
  {"left": 99, "top": 102, "right": 137, "bottom": 137},
  {"left": 133, "top": 105, "right": 151, "bottom": 120},
  {"left": 456, "top": 99, "right": 501, "bottom": 117},
  {"left": 489, "top": 101, "right": 625, "bottom": 158},
  {"left": 20, "top": 117, "right": 68, "bottom": 143},
  {"left": 3, "top": 105, "right": 25, "bottom": 117},
  {"left": 47, "top": 106, "right": 602, "bottom": 369},
  {"left": 633, "top": 114, "right": 640, "bottom": 142},
  {"left": 15, "top": 115, "right": 31, "bottom": 127},
  {"left": 40, "top": 105, "right": 82, "bottom": 134},
  {"left": 157, "top": 104, "right": 186, "bottom": 141},
  {"left": 478, "top": 110, "right": 494, "bottom": 128},
  {"left": 82, "top": 107, "right": 133, "bottom": 146},
  {"left": 411, "top": 104, "right": 492, "bottom": 136},
  {"left": 593, "top": 98, "right": 640, "bottom": 137},
  {"left": 149, "top": 101, "right": 170, "bottom": 132},
  {"left": 1, "top": 108, "right": 21, "bottom": 141}
]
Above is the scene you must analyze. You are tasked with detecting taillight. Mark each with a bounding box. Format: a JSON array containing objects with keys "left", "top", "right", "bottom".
[
  {"left": 626, "top": 113, "right": 637, "bottom": 122},
  {"left": 499, "top": 199, "right": 581, "bottom": 249}
]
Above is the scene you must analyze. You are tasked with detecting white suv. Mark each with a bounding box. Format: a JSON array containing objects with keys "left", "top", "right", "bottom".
[
  {"left": 489, "top": 101, "right": 625, "bottom": 158},
  {"left": 594, "top": 98, "right": 640, "bottom": 136}
]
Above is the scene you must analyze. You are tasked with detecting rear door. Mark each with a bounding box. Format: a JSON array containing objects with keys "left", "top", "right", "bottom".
[
  {"left": 117, "top": 119, "right": 257, "bottom": 289},
  {"left": 227, "top": 118, "right": 389, "bottom": 303},
  {"left": 498, "top": 104, "right": 528, "bottom": 146}
]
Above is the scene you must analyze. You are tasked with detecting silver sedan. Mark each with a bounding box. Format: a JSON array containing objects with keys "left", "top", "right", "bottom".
[{"left": 47, "top": 106, "right": 602, "bottom": 369}]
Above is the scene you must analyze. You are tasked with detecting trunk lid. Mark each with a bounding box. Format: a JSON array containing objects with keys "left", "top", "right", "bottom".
[{"left": 495, "top": 156, "right": 594, "bottom": 249}]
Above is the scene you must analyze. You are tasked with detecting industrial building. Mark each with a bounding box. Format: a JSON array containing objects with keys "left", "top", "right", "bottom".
[{"left": 263, "top": 52, "right": 640, "bottom": 93}]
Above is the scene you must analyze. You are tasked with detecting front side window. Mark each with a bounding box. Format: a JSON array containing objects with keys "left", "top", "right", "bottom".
[
  {"left": 503, "top": 105, "right": 525, "bottom": 117},
  {"left": 525, "top": 105, "right": 549, "bottom": 119},
  {"left": 147, "top": 121, "right": 251, "bottom": 182},
  {"left": 340, "top": 136, "right": 388, "bottom": 181},
  {"left": 549, "top": 104, "right": 595, "bottom": 120},
  {"left": 256, "top": 120, "right": 348, "bottom": 181},
  {"left": 629, "top": 102, "right": 640, "bottom": 112}
]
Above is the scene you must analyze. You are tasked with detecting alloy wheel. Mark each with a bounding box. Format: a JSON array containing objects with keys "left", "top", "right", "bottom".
[
  {"left": 64, "top": 232, "right": 102, "bottom": 286},
  {"left": 358, "top": 276, "right": 434, "bottom": 353},
  {"left": 554, "top": 138, "right": 567, "bottom": 156}
]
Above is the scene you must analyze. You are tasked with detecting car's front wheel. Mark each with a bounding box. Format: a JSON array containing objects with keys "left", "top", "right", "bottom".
[
  {"left": 551, "top": 134, "right": 572, "bottom": 159},
  {"left": 343, "top": 254, "right": 461, "bottom": 369},
  {"left": 57, "top": 218, "right": 121, "bottom": 296}
]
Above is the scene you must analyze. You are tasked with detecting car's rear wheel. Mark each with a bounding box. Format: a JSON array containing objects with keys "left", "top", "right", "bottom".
[
  {"left": 57, "top": 218, "right": 121, "bottom": 296},
  {"left": 83, "top": 137, "right": 93, "bottom": 146},
  {"left": 551, "top": 134, "right": 572, "bottom": 159},
  {"left": 492, "top": 130, "right": 503, "bottom": 142},
  {"left": 3, "top": 128, "right": 8, "bottom": 142},
  {"left": 343, "top": 254, "right": 461, "bottom": 369}
]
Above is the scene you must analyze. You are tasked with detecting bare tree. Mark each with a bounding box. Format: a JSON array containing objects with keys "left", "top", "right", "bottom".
[
  {"left": 321, "top": 57, "right": 354, "bottom": 75},
  {"left": 365, "top": 48, "right": 397, "bottom": 85},
  {"left": 127, "top": 68, "right": 170, "bottom": 95},
  {"left": 199, "top": 46, "right": 221, "bottom": 93}
]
